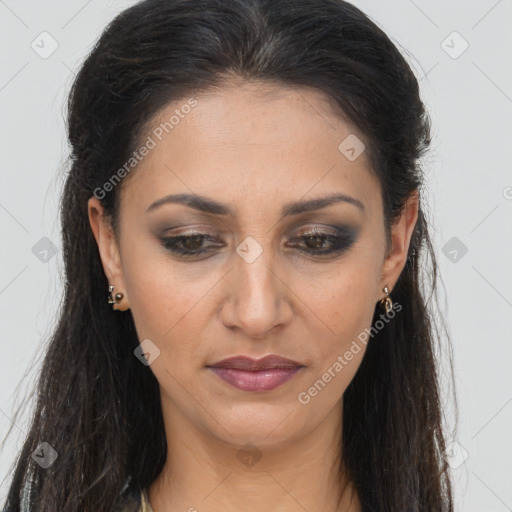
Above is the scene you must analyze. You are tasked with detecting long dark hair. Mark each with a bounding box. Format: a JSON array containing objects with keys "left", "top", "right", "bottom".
[{"left": 2, "top": 0, "right": 457, "bottom": 510}]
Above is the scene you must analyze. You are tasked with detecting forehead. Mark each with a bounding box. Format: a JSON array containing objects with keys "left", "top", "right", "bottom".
[{"left": 120, "top": 81, "right": 381, "bottom": 219}]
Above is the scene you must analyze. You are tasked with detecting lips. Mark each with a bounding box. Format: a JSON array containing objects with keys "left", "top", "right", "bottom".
[
  {"left": 208, "top": 355, "right": 302, "bottom": 371},
  {"left": 207, "top": 355, "right": 304, "bottom": 392}
]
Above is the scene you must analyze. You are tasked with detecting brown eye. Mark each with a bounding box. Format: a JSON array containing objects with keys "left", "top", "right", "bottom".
[
  {"left": 303, "top": 233, "right": 335, "bottom": 250},
  {"left": 179, "top": 234, "right": 206, "bottom": 251},
  {"left": 289, "top": 226, "right": 357, "bottom": 256},
  {"left": 160, "top": 233, "right": 222, "bottom": 257}
]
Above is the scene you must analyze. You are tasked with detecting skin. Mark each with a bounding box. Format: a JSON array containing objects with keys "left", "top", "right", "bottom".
[{"left": 88, "top": 79, "right": 418, "bottom": 512}]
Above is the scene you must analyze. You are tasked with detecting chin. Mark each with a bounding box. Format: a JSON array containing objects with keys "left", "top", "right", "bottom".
[{"left": 204, "top": 403, "right": 307, "bottom": 447}]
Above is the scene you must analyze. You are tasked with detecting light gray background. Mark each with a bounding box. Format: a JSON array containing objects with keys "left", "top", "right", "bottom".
[{"left": 1, "top": 1, "right": 511, "bottom": 510}]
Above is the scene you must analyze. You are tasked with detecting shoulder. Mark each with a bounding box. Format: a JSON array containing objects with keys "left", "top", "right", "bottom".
[{"left": 112, "top": 486, "right": 142, "bottom": 512}]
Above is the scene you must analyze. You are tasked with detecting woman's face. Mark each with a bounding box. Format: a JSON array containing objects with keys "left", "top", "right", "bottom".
[{"left": 89, "top": 81, "right": 417, "bottom": 449}]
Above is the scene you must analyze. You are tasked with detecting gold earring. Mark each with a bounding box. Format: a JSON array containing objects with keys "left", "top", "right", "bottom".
[
  {"left": 379, "top": 286, "right": 393, "bottom": 314},
  {"left": 107, "top": 285, "right": 124, "bottom": 308}
]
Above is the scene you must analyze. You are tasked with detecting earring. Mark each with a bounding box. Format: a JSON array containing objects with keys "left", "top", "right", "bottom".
[
  {"left": 379, "top": 286, "right": 393, "bottom": 314},
  {"left": 107, "top": 284, "right": 124, "bottom": 309}
]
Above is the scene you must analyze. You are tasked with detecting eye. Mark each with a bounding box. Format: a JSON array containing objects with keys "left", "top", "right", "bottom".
[
  {"left": 160, "top": 226, "right": 357, "bottom": 259},
  {"left": 160, "top": 233, "right": 223, "bottom": 257},
  {"left": 287, "top": 226, "right": 357, "bottom": 256}
]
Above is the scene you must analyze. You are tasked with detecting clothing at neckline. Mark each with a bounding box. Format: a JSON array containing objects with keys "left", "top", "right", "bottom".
[{"left": 140, "top": 487, "right": 155, "bottom": 512}]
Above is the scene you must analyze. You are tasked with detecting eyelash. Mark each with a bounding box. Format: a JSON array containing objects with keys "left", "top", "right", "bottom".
[{"left": 159, "top": 229, "right": 356, "bottom": 258}]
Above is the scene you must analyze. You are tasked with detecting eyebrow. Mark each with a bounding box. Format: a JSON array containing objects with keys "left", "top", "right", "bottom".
[{"left": 145, "top": 192, "right": 364, "bottom": 216}]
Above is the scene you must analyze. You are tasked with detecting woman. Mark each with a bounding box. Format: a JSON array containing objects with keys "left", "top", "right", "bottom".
[{"left": 2, "top": 0, "right": 456, "bottom": 510}]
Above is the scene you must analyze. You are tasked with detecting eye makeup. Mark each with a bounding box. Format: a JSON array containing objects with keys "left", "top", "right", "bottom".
[{"left": 157, "top": 223, "right": 359, "bottom": 260}]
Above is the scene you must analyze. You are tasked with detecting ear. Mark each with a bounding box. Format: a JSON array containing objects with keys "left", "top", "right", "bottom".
[
  {"left": 378, "top": 189, "right": 419, "bottom": 299},
  {"left": 87, "top": 196, "right": 130, "bottom": 311}
]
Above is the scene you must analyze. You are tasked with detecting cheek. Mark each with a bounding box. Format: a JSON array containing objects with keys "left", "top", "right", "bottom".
[
  {"left": 121, "top": 242, "right": 222, "bottom": 370},
  {"left": 313, "top": 256, "right": 379, "bottom": 331},
  {"left": 304, "top": 259, "right": 381, "bottom": 385}
]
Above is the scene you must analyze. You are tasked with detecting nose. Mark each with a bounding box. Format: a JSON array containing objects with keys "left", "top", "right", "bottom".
[{"left": 220, "top": 244, "right": 294, "bottom": 339}]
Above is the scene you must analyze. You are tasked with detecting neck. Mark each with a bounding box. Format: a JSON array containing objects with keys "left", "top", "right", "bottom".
[{"left": 148, "top": 393, "right": 360, "bottom": 512}]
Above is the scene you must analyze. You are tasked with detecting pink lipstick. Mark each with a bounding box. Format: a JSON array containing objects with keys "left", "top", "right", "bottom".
[{"left": 207, "top": 355, "right": 304, "bottom": 392}]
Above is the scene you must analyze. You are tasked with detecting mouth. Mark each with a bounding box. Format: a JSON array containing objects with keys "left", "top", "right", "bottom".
[{"left": 206, "top": 355, "right": 305, "bottom": 392}]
